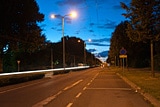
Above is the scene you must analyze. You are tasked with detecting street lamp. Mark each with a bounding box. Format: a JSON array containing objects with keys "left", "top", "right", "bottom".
[{"left": 51, "top": 11, "right": 77, "bottom": 69}]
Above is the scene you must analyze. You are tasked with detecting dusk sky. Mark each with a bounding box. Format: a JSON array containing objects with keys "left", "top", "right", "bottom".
[{"left": 36, "top": 0, "right": 131, "bottom": 62}]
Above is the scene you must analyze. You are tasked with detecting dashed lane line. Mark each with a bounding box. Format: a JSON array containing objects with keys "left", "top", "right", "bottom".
[
  {"left": 32, "top": 79, "right": 83, "bottom": 107},
  {"left": 76, "top": 92, "right": 82, "bottom": 98},
  {"left": 87, "top": 82, "right": 91, "bottom": 86},
  {"left": 63, "top": 80, "right": 83, "bottom": 91},
  {"left": 66, "top": 103, "right": 73, "bottom": 107},
  {"left": 83, "top": 87, "right": 87, "bottom": 90},
  {"left": 66, "top": 72, "right": 100, "bottom": 107}
]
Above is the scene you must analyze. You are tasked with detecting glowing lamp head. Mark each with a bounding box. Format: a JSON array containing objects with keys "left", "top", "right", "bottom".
[
  {"left": 70, "top": 11, "right": 77, "bottom": 18},
  {"left": 50, "top": 14, "right": 56, "bottom": 19},
  {"left": 78, "top": 40, "right": 81, "bottom": 43},
  {"left": 88, "top": 39, "right": 92, "bottom": 42}
]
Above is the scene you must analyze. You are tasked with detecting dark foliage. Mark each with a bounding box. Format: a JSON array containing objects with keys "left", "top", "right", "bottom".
[
  {"left": 0, "top": 73, "right": 45, "bottom": 87},
  {"left": 109, "top": 21, "right": 150, "bottom": 68}
]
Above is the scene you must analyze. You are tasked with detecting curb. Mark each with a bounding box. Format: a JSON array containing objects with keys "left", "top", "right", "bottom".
[{"left": 117, "top": 73, "right": 160, "bottom": 107}]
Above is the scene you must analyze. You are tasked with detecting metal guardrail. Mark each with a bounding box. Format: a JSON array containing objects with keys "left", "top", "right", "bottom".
[{"left": 0, "top": 66, "right": 90, "bottom": 76}]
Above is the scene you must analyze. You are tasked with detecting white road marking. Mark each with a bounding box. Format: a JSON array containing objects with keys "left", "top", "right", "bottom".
[
  {"left": 63, "top": 79, "right": 83, "bottom": 90},
  {"left": 63, "top": 86, "right": 70, "bottom": 90},
  {"left": 76, "top": 92, "right": 82, "bottom": 98},
  {"left": 55, "top": 91, "right": 62, "bottom": 96},
  {"left": 83, "top": 87, "right": 87, "bottom": 90},
  {"left": 87, "top": 82, "right": 91, "bottom": 86},
  {"left": 33, "top": 79, "right": 83, "bottom": 107},
  {"left": 66, "top": 103, "right": 73, "bottom": 107},
  {"left": 65, "top": 73, "right": 100, "bottom": 107},
  {"left": 32, "top": 95, "right": 56, "bottom": 107}
]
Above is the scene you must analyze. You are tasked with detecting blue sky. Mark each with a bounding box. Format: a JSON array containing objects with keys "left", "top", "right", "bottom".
[{"left": 36, "top": 0, "right": 130, "bottom": 62}]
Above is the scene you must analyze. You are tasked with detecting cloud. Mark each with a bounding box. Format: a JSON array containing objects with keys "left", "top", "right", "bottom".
[
  {"left": 85, "top": 38, "right": 110, "bottom": 43},
  {"left": 85, "top": 38, "right": 110, "bottom": 48},
  {"left": 56, "top": 29, "right": 62, "bottom": 31},
  {"left": 75, "top": 30, "right": 80, "bottom": 34},
  {"left": 87, "top": 42, "right": 110, "bottom": 47},
  {"left": 65, "top": 17, "right": 72, "bottom": 24},
  {"left": 56, "top": 0, "right": 84, "bottom": 6},
  {"left": 87, "top": 48, "right": 96, "bottom": 53},
  {"left": 89, "top": 22, "right": 95, "bottom": 27},
  {"left": 96, "top": 50, "right": 109, "bottom": 57},
  {"left": 57, "top": 22, "right": 62, "bottom": 27},
  {"left": 98, "top": 20, "right": 117, "bottom": 29},
  {"left": 88, "top": 29, "right": 94, "bottom": 32},
  {"left": 51, "top": 27, "right": 56, "bottom": 30}
]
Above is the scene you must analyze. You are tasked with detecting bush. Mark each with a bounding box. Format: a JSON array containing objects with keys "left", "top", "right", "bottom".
[
  {"left": 53, "top": 70, "right": 70, "bottom": 75},
  {"left": 0, "top": 73, "right": 45, "bottom": 87}
]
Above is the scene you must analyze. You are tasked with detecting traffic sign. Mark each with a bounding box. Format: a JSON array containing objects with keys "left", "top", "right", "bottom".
[
  {"left": 119, "top": 55, "right": 127, "bottom": 58},
  {"left": 120, "top": 47, "right": 127, "bottom": 55}
]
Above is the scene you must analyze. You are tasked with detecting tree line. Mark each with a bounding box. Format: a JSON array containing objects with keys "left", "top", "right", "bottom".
[
  {"left": 3, "top": 36, "right": 100, "bottom": 72},
  {"left": 0, "top": 0, "right": 100, "bottom": 72},
  {"left": 108, "top": 0, "right": 160, "bottom": 75}
]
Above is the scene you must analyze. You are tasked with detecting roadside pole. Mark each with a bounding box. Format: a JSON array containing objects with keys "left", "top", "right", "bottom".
[
  {"left": 17, "top": 60, "right": 20, "bottom": 72},
  {"left": 119, "top": 47, "right": 127, "bottom": 73}
]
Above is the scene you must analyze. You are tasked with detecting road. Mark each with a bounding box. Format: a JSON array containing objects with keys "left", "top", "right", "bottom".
[{"left": 0, "top": 67, "right": 152, "bottom": 107}]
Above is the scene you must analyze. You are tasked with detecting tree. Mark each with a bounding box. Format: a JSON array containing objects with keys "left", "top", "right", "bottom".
[
  {"left": 109, "top": 21, "right": 150, "bottom": 67},
  {"left": 109, "top": 21, "right": 129, "bottom": 58},
  {"left": 0, "top": 0, "right": 44, "bottom": 52},
  {"left": 0, "top": 0, "right": 45, "bottom": 72},
  {"left": 121, "top": 0, "right": 160, "bottom": 76},
  {"left": 154, "top": 41, "right": 160, "bottom": 71}
]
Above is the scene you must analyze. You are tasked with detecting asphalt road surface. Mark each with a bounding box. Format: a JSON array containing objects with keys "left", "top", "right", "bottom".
[{"left": 0, "top": 67, "right": 152, "bottom": 107}]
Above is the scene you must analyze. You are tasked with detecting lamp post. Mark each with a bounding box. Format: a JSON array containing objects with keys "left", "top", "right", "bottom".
[
  {"left": 17, "top": 60, "right": 20, "bottom": 72},
  {"left": 84, "top": 42, "right": 86, "bottom": 65},
  {"left": 62, "top": 16, "right": 65, "bottom": 69},
  {"left": 51, "top": 11, "right": 77, "bottom": 70},
  {"left": 51, "top": 43, "right": 53, "bottom": 69}
]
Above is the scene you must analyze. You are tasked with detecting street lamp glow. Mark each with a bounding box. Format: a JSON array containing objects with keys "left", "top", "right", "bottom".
[
  {"left": 70, "top": 11, "right": 77, "bottom": 18},
  {"left": 88, "top": 39, "right": 92, "bottom": 42},
  {"left": 78, "top": 40, "right": 81, "bottom": 43},
  {"left": 50, "top": 14, "right": 56, "bottom": 19}
]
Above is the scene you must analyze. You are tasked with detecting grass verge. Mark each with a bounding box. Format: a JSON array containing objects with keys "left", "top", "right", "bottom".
[{"left": 114, "top": 67, "right": 160, "bottom": 102}]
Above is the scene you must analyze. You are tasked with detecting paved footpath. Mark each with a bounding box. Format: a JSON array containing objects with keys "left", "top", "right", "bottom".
[
  {"left": 71, "top": 68, "right": 152, "bottom": 107},
  {"left": 117, "top": 68, "right": 160, "bottom": 107}
]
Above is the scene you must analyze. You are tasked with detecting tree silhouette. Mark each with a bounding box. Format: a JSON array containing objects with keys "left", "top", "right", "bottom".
[
  {"left": 0, "top": 0, "right": 45, "bottom": 72},
  {"left": 109, "top": 21, "right": 150, "bottom": 67},
  {"left": 121, "top": 0, "right": 160, "bottom": 76}
]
